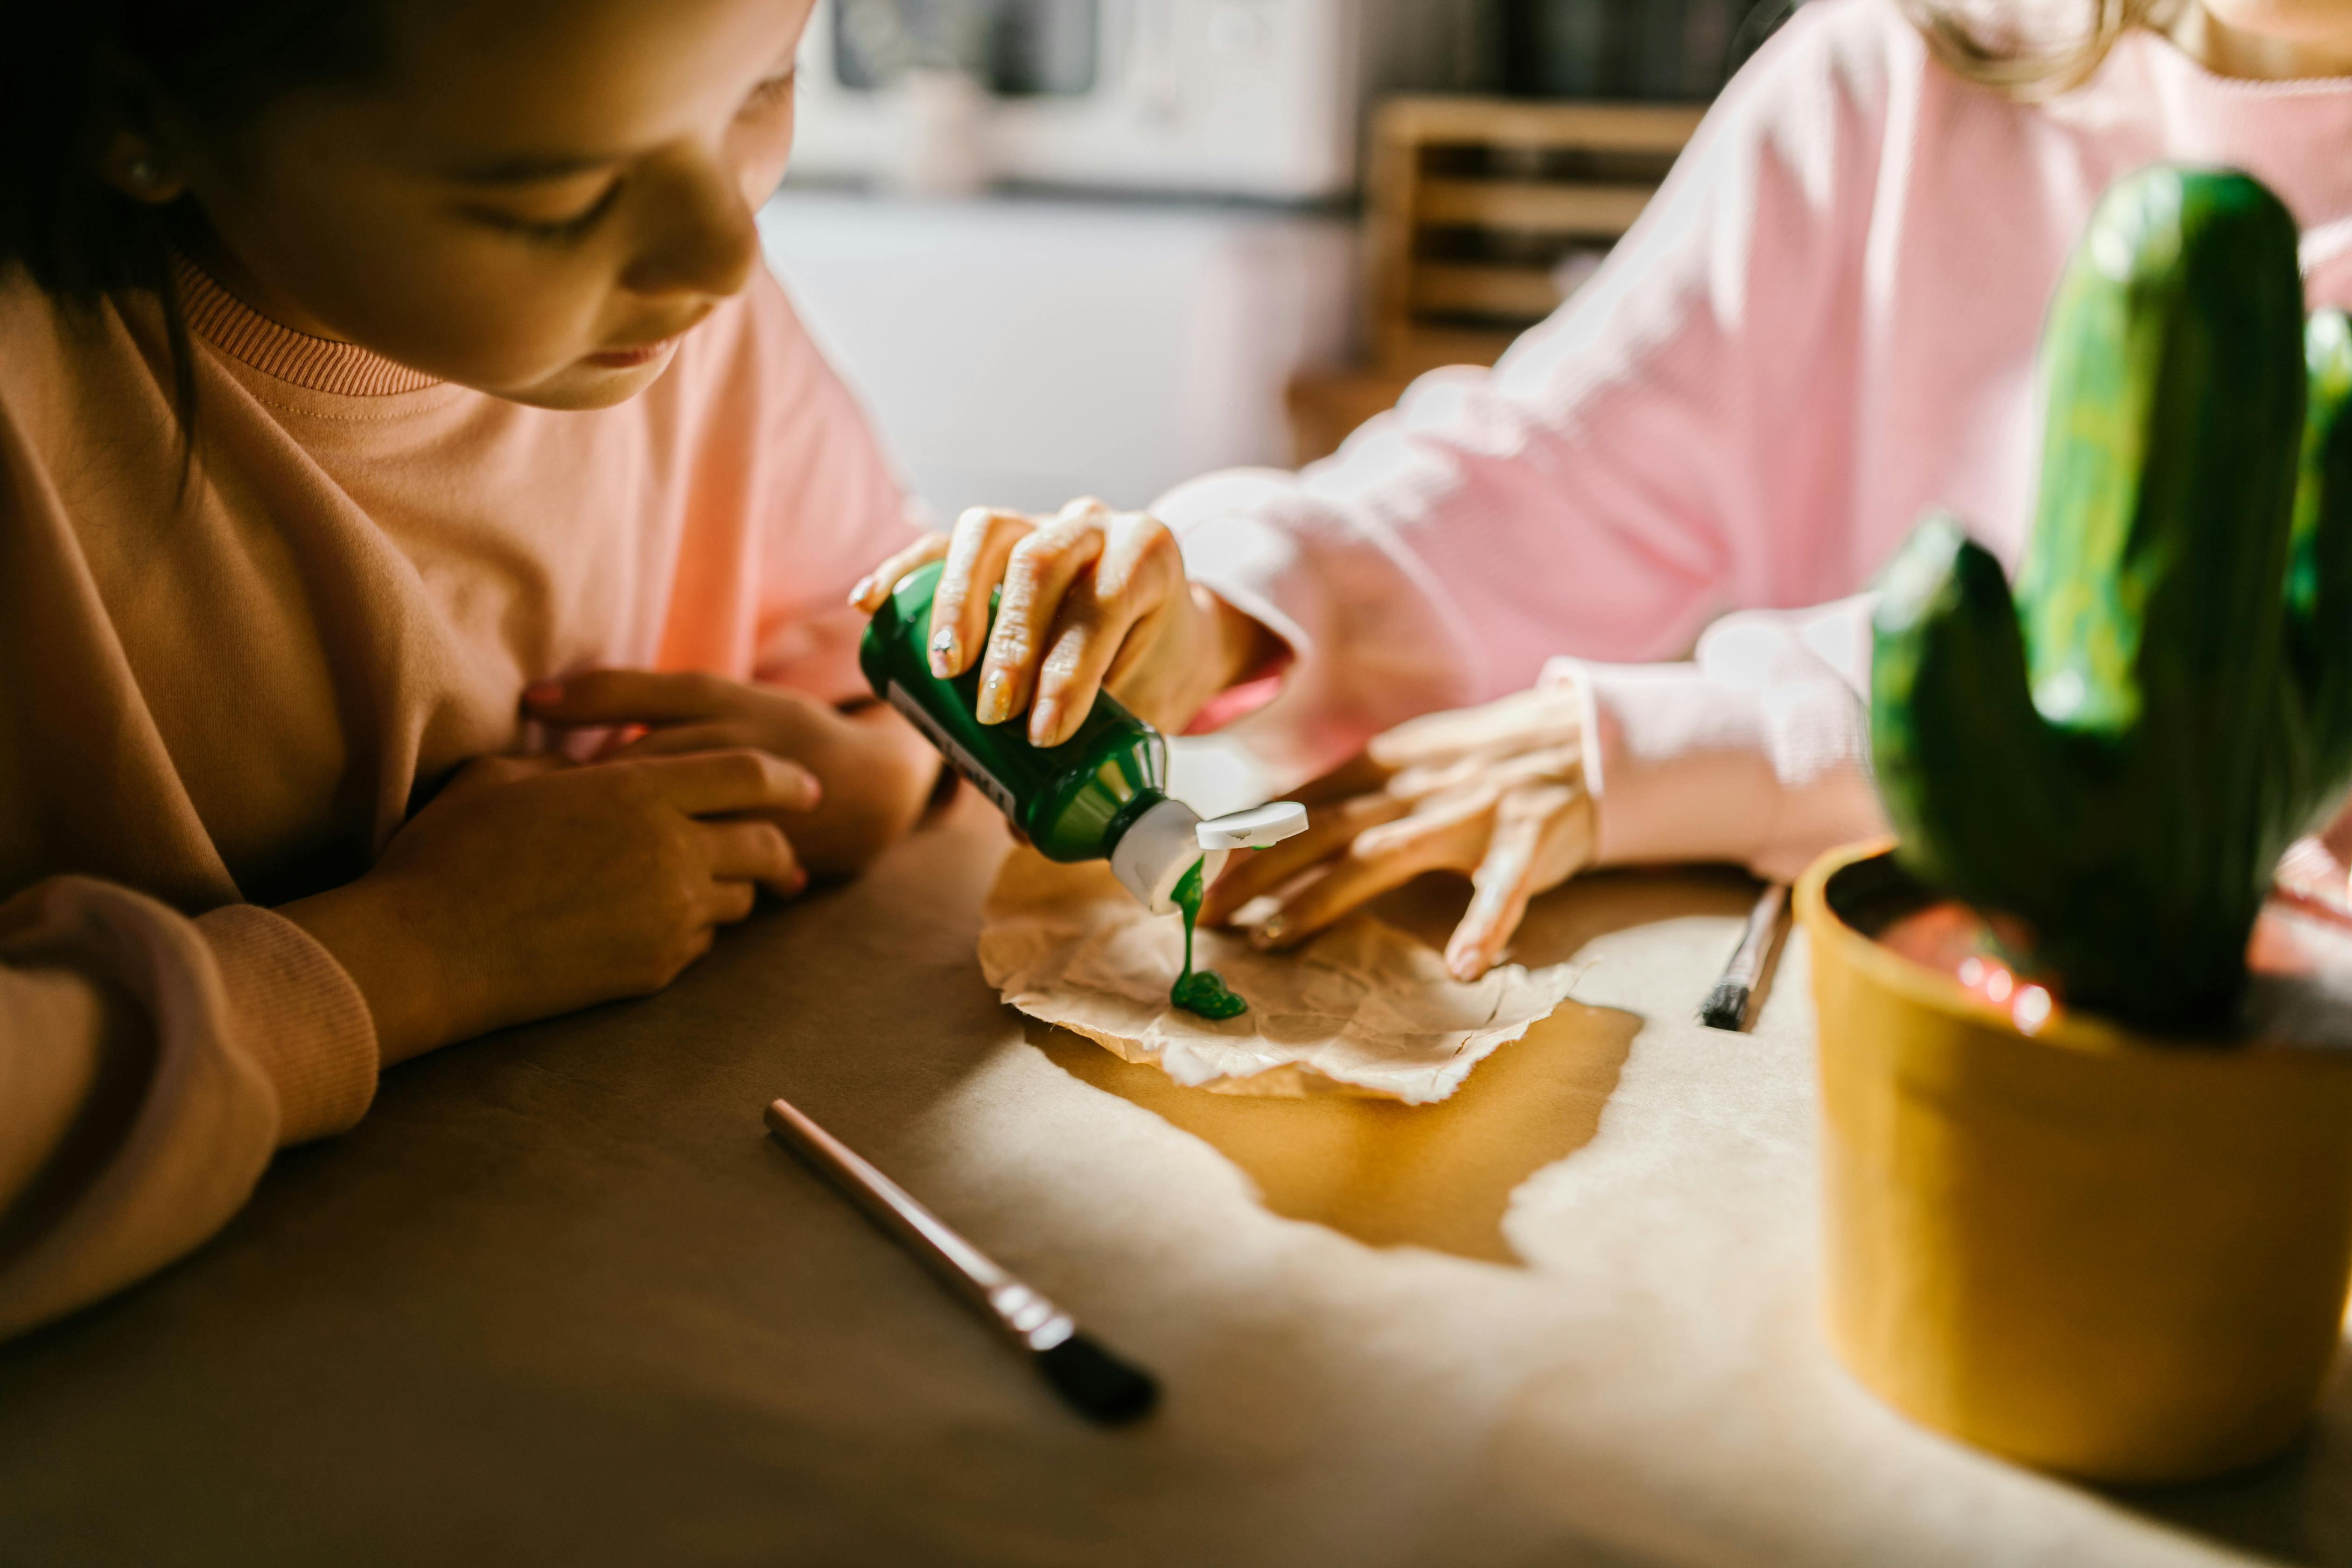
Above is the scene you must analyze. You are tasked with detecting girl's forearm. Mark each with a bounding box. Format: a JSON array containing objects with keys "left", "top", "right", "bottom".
[{"left": 279, "top": 880, "right": 449, "bottom": 1068}]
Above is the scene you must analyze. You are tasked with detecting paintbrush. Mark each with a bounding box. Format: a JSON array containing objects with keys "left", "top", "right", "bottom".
[
  {"left": 763, "top": 1096, "right": 1158, "bottom": 1426},
  {"left": 1701, "top": 882, "right": 1790, "bottom": 1032}
]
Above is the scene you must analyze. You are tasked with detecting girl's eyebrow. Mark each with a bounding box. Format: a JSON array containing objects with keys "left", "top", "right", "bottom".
[{"left": 448, "top": 151, "right": 633, "bottom": 185}]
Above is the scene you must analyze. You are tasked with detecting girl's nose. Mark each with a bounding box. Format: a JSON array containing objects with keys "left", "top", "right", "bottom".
[{"left": 622, "top": 153, "right": 760, "bottom": 302}]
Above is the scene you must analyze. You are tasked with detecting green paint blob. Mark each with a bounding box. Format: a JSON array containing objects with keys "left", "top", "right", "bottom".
[{"left": 1169, "top": 860, "right": 1247, "bottom": 1021}]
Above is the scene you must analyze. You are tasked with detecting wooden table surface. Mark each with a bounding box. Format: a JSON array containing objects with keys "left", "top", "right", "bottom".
[{"left": 1, "top": 797, "right": 2345, "bottom": 1568}]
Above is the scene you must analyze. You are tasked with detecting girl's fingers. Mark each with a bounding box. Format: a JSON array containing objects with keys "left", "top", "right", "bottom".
[
  {"left": 1289, "top": 752, "right": 1398, "bottom": 807},
  {"left": 1198, "top": 790, "right": 1413, "bottom": 924},
  {"left": 1365, "top": 701, "right": 1517, "bottom": 771},
  {"left": 977, "top": 509, "right": 1110, "bottom": 729},
  {"left": 1367, "top": 686, "right": 1581, "bottom": 772},
  {"left": 1389, "top": 741, "right": 1582, "bottom": 803},
  {"left": 1251, "top": 806, "right": 1484, "bottom": 952},
  {"left": 705, "top": 879, "right": 760, "bottom": 926},
  {"left": 1443, "top": 795, "right": 1546, "bottom": 983},
  {"left": 1445, "top": 783, "right": 1593, "bottom": 981},
  {"left": 1350, "top": 785, "right": 1494, "bottom": 861},
  {"left": 1027, "top": 510, "right": 1180, "bottom": 747},
  {"left": 588, "top": 724, "right": 651, "bottom": 763},
  {"left": 700, "top": 818, "right": 806, "bottom": 900},
  {"left": 1384, "top": 751, "right": 1489, "bottom": 804},
  {"left": 438, "top": 752, "right": 568, "bottom": 803},
  {"left": 527, "top": 668, "right": 737, "bottom": 728},
  {"left": 610, "top": 722, "right": 756, "bottom": 760},
  {"left": 1529, "top": 781, "right": 1598, "bottom": 889},
  {"left": 931, "top": 509, "right": 1035, "bottom": 679},
  {"left": 851, "top": 532, "right": 950, "bottom": 614},
  {"left": 638, "top": 748, "right": 823, "bottom": 817}
]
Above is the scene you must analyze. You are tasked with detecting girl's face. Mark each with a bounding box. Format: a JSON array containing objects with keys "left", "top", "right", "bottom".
[{"left": 152, "top": 0, "right": 817, "bottom": 409}]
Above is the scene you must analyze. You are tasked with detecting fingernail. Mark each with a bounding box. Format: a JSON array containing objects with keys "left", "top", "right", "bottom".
[
  {"left": 1253, "top": 915, "right": 1288, "bottom": 949},
  {"left": 1448, "top": 951, "right": 1482, "bottom": 982},
  {"left": 786, "top": 870, "right": 809, "bottom": 897},
  {"left": 1028, "top": 698, "right": 1060, "bottom": 747},
  {"left": 849, "top": 576, "right": 874, "bottom": 607},
  {"left": 524, "top": 681, "right": 562, "bottom": 705},
  {"left": 930, "top": 630, "right": 961, "bottom": 678},
  {"left": 977, "top": 671, "right": 1012, "bottom": 725}
]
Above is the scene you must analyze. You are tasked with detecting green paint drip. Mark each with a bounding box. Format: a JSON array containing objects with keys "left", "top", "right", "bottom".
[{"left": 1169, "top": 860, "right": 1247, "bottom": 1020}]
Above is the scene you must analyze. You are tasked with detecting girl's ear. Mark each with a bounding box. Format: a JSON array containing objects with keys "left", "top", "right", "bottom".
[{"left": 95, "top": 125, "right": 188, "bottom": 205}]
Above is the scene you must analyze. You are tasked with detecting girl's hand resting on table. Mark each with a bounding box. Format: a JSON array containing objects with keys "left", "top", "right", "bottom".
[
  {"left": 284, "top": 672, "right": 940, "bottom": 1066},
  {"left": 850, "top": 497, "right": 1276, "bottom": 744},
  {"left": 523, "top": 670, "right": 942, "bottom": 881},
  {"left": 281, "top": 749, "right": 820, "bottom": 1067},
  {"left": 1201, "top": 683, "right": 1596, "bottom": 983}
]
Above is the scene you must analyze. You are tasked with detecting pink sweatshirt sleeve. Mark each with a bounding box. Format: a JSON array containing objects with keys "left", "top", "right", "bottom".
[
  {"left": 1160, "top": 0, "right": 1902, "bottom": 875},
  {"left": 0, "top": 880, "right": 375, "bottom": 1339}
]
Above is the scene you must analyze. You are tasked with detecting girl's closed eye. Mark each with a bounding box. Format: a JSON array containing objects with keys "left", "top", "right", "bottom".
[
  {"left": 470, "top": 179, "right": 626, "bottom": 246},
  {"left": 463, "top": 64, "right": 788, "bottom": 248}
]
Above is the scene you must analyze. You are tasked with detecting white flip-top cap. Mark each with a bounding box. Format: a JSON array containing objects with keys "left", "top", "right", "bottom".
[
  {"left": 1110, "top": 799, "right": 1312, "bottom": 914},
  {"left": 1197, "top": 802, "right": 1308, "bottom": 852},
  {"left": 1111, "top": 798, "right": 1211, "bottom": 914}
]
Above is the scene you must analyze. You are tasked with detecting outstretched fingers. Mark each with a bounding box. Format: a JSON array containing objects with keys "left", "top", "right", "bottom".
[
  {"left": 1443, "top": 782, "right": 1592, "bottom": 981},
  {"left": 1251, "top": 792, "right": 1491, "bottom": 952},
  {"left": 1287, "top": 752, "right": 1398, "bottom": 808},
  {"left": 1389, "top": 741, "right": 1582, "bottom": 804},
  {"left": 1367, "top": 685, "right": 1582, "bottom": 774},
  {"left": 1198, "top": 790, "right": 1412, "bottom": 925}
]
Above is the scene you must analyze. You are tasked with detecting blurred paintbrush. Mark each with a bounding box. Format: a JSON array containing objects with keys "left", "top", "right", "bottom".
[
  {"left": 763, "top": 1096, "right": 1158, "bottom": 1426},
  {"left": 1701, "top": 882, "right": 1790, "bottom": 1032}
]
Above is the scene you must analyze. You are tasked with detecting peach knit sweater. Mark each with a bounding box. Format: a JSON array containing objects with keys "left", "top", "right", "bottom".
[{"left": 0, "top": 259, "right": 912, "bottom": 1338}]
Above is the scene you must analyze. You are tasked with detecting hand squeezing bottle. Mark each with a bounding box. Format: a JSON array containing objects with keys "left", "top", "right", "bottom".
[{"left": 861, "top": 561, "right": 1305, "bottom": 1018}]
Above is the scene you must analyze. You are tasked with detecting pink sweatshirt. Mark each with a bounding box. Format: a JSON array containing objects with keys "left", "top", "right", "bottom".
[
  {"left": 0, "top": 261, "right": 912, "bottom": 1338},
  {"left": 1166, "top": 0, "right": 2352, "bottom": 883}
]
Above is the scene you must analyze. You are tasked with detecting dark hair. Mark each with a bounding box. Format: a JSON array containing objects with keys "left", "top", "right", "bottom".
[{"left": 0, "top": 0, "right": 385, "bottom": 450}]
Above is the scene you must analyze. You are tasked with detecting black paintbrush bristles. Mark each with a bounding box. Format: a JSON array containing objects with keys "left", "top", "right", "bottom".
[
  {"left": 1035, "top": 1333, "right": 1159, "bottom": 1425},
  {"left": 1700, "top": 979, "right": 1753, "bottom": 1032}
]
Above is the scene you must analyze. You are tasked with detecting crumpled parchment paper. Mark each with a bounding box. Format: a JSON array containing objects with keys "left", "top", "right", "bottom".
[{"left": 978, "top": 851, "right": 1583, "bottom": 1104}]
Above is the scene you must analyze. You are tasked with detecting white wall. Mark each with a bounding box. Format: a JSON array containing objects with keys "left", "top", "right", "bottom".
[{"left": 760, "top": 190, "right": 1356, "bottom": 521}]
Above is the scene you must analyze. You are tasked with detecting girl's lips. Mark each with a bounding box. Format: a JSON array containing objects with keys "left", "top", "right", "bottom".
[{"left": 584, "top": 336, "right": 680, "bottom": 369}]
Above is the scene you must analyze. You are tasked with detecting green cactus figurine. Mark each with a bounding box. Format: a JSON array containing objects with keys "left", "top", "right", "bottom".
[{"left": 1871, "top": 166, "right": 2352, "bottom": 1031}]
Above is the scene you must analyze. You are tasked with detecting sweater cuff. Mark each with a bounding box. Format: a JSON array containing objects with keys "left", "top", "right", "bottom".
[
  {"left": 196, "top": 906, "right": 377, "bottom": 1147},
  {"left": 1559, "top": 655, "right": 1886, "bottom": 884},
  {"left": 1180, "top": 520, "right": 1313, "bottom": 677}
]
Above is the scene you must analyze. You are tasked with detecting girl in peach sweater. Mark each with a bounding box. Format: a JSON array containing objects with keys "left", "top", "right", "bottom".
[{"left": 0, "top": 0, "right": 941, "bottom": 1337}]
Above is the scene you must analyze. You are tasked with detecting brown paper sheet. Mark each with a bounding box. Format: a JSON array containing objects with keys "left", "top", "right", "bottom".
[{"left": 977, "top": 850, "right": 1582, "bottom": 1104}]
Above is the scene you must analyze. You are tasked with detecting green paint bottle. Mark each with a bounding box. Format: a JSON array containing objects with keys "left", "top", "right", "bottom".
[{"left": 862, "top": 563, "right": 1304, "bottom": 1009}]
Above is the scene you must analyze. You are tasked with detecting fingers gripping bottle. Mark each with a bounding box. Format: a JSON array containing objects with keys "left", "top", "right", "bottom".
[{"left": 861, "top": 562, "right": 1306, "bottom": 1017}]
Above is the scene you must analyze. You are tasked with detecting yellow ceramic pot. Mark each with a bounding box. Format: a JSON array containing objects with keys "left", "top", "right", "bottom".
[{"left": 1799, "top": 841, "right": 2352, "bottom": 1484}]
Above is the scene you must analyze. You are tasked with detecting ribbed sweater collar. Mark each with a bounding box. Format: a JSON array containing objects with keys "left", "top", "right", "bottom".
[{"left": 172, "top": 254, "right": 441, "bottom": 398}]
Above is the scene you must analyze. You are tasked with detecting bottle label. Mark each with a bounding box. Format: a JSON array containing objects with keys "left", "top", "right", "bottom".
[{"left": 887, "top": 681, "right": 1020, "bottom": 820}]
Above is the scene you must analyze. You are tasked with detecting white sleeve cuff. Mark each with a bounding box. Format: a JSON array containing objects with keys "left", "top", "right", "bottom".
[{"left": 1556, "top": 651, "right": 1886, "bottom": 884}]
